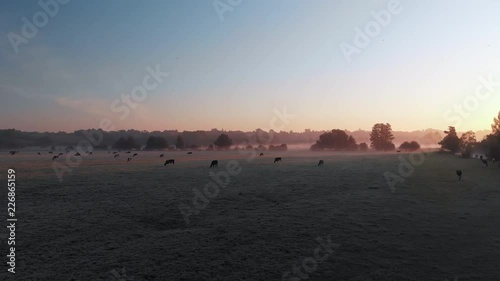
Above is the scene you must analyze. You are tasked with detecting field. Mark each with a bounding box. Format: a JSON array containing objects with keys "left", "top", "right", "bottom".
[{"left": 1, "top": 150, "right": 499, "bottom": 281}]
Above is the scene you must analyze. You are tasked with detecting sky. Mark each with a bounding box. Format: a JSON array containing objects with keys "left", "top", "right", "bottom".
[{"left": 1, "top": 0, "right": 499, "bottom": 133}]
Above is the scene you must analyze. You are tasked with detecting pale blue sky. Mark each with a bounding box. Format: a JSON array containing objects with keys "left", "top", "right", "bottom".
[{"left": 1, "top": 0, "right": 499, "bottom": 132}]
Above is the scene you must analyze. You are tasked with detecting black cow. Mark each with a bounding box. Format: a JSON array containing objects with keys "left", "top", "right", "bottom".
[
  {"left": 114, "top": 154, "right": 120, "bottom": 158},
  {"left": 164, "top": 159, "right": 175, "bottom": 165},
  {"left": 52, "top": 155, "right": 58, "bottom": 160},
  {"left": 482, "top": 159, "right": 488, "bottom": 167},
  {"left": 274, "top": 157, "right": 282, "bottom": 163},
  {"left": 133, "top": 153, "right": 138, "bottom": 157},
  {"left": 89, "top": 152, "right": 92, "bottom": 155},
  {"left": 187, "top": 152, "right": 193, "bottom": 154},
  {"left": 160, "top": 154, "right": 165, "bottom": 158},
  {"left": 74, "top": 152, "right": 81, "bottom": 156},
  {"left": 210, "top": 160, "right": 218, "bottom": 168},
  {"left": 127, "top": 157, "right": 132, "bottom": 162},
  {"left": 9, "top": 151, "right": 16, "bottom": 155},
  {"left": 318, "top": 160, "right": 324, "bottom": 166},
  {"left": 260, "top": 153, "right": 264, "bottom": 156},
  {"left": 38, "top": 152, "right": 41, "bottom": 155},
  {"left": 456, "top": 170, "right": 462, "bottom": 180}
]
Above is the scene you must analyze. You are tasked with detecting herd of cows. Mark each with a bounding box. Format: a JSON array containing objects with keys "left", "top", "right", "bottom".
[{"left": 7, "top": 150, "right": 499, "bottom": 172}]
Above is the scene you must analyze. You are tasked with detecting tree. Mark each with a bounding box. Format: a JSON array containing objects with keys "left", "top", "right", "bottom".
[
  {"left": 310, "top": 129, "right": 357, "bottom": 151},
  {"left": 369, "top": 123, "right": 395, "bottom": 151},
  {"left": 214, "top": 134, "right": 233, "bottom": 150},
  {"left": 492, "top": 111, "right": 500, "bottom": 136},
  {"left": 145, "top": 136, "right": 168, "bottom": 150},
  {"left": 459, "top": 131, "right": 476, "bottom": 158},
  {"left": 359, "top": 142, "right": 368, "bottom": 151},
  {"left": 114, "top": 136, "right": 140, "bottom": 150},
  {"left": 269, "top": 144, "right": 288, "bottom": 151},
  {"left": 438, "top": 126, "right": 460, "bottom": 153},
  {"left": 175, "top": 135, "right": 185, "bottom": 150},
  {"left": 399, "top": 141, "right": 421, "bottom": 151}
]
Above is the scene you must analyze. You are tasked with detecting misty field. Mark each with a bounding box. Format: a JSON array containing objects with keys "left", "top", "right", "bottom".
[{"left": 1, "top": 150, "right": 500, "bottom": 280}]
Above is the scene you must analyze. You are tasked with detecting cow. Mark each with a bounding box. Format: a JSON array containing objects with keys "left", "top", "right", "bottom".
[
  {"left": 38, "top": 152, "right": 41, "bottom": 155},
  {"left": 114, "top": 154, "right": 120, "bottom": 158},
  {"left": 164, "top": 159, "right": 175, "bottom": 165},
  {"left": 127, "top": 157, "right": 132, "bottom": 162},
  {"left": 274, "top": 157, "right": 282, "bottom": 163},
  {"left": 260, "top": 153, "right": 264, "bottom": 156},
  {"left": 89, "top": 152, "right": 92, "bottom": 155},
  {"left": 187, "top": 152, "right": 193, "bottom": 154},
  {"left": 52, "top": 155, "right": 58, "bottom": 160},
  {"left": 58, "top": 153, "right": 64, "bottom": 156},
  {"left": 74, "top": 152, "right": 81, "bottom": 156},
  {"left": 48, "top": 151, "right": 53, "bottom": 154},
  {"left": 318, "top": 160, "right": 324, "bottom": 166},
  {"left": 456, "top": 170, "right": 462, "bottom": 180},
  {"left": 482, "top": 159, "right": 488, "bottom": 167},
  {"left": 133, "top": 153, "right": 138, "bottom": 157},
  {"left": 160, "top": 154, "right": 165, "bottom": 158},
  {"left": 9, "top": 151, "right": 16, "bottom": 155},
  {"left": 210, "top": 160, "right": 218, "bottom": 168}
]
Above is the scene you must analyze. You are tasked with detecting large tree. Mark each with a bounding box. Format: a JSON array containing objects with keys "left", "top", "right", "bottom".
[
  {"left": 214, "top": 134, "right": 233, "bottom": 150},
  {"left": 145, "top": 136, "right": 168, "bottom": 150},
  {"left": 310, "top": 129, "right": 357, "bottom": 151},
  {"left": 492, "top": 111, "right": 500, "bottom": 136},
  {"left": 175, "top": 135, "right": 185, "bottom": 150},
  {"left": 459, "top": 131, "right": 476, "bottom": 158},
  {"left": 369, "top": 123, "right": 395, "bottom": 151},
  {"left": 399, "top": 141, "right": 421, "bottom": 151},
  {"left": 438, "top": 126, "right": 460, "bottom": 153}
]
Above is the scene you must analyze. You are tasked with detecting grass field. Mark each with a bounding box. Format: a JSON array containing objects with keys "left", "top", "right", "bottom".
[{"left": 1, "top": 150, "right": 499, "bottom": 280}]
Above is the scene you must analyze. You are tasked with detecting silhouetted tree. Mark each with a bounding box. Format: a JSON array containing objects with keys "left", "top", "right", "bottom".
[
  {"left": 310, "top": 129, "right": 357, "bottom": 151},
  {"left": 370, "top": 123, "right": 395, "bottom": 151},
  {"left": 399, "top": 141, "right": 420, "bottom": 151},
  {"left": 145, "top": 136, "right": 168, "bottom": 150},
  {"left": 459, "top": 131, "right": 476, "bottom": 158},
  {"left": 359, "top": 142, "right": 368, "bottom": 151},
  {"left": 269, "top": 144, "right": 288, "bottom": 151},
  {"left": 175, "top": 135, "right": 185, "bottom": 150},
  {"left": 492, "top": 111, "right": 500, "bottom": 136},
  {"left": 438, "top": 126, "right": 460, "bottom": 153},
  {"left": 114, "top": 136, "right": 140, "bottom": 150},
  {"left": 214, "top": 134, "right": 233, "bottom": 150}
]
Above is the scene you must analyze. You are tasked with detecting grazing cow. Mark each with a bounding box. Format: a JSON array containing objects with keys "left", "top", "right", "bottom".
[
  {"left": 482, "top": 159, "right": 488, "bottom": 167},
  {"left": 260, "top": 153, "right": 264, "bottom": 156},
  {"left": 9, "top": 151, "right": 16, "bottom": 155},
  {"left": 397, "top": 150, "right": 401, "bottom": 153},
  {"left": 480, "top": 155, "right": 483, "bottom": 160},
  {"left": 89, "top": 152, "right": 92, "bottom": 155},
  {"left": 74, "top": 152, "right": 81, "bottom": 156},
  {"left": 160, "top": 154, "right": 165, "bottom": 158},
  {"left": 274, "top": 157, "right": 282, "bottom": 163},
  {"left": 187, "top": 152, "right": 193, "bottom": 154},
  {"left": 38, "top": 152, "right": 41, "bottom": 155},
  {"left": 133, "top": 153, "right": 138, "bottom": 157},
  {"left": 456, "top": 170, "right": 462, "bottom": 180},
  {"left": 114, "top": 154, "right": 120, "bottom": 158},
  {"left": 318, "top": 160, "right": 324, "bottom": 166},
  {"left": 127, "top": 157, "right": 132, "bottom": 162},
  {"left": 210, "top": 160, "right": 218, "bottom": 168},
  {"left": 52, "top": 155, "right": 58, "bottom": 160},
  {"left": 126, "top": 151, "right": 131, "bottom": 154},
  {"left": 164, "top": 159, "right": 175, "bottom": 165}
]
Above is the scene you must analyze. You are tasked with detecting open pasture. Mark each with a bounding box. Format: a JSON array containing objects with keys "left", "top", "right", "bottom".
[{"left": 1, "top": 151, "right": 499, "bottom": 280}]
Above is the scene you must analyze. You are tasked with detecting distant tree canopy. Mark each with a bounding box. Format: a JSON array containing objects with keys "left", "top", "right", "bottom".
[
  {"left": 214, "top": 134, "right": 233, "bottom": 150},
  {"left": 399, "top": 141, "right": 420, "bottom": 151},
  {"left": 359, "top": 142, "right": 368, "bottom": 151},
  {"left": 145, "top": 136, "right": 168, "bottom": 150},
  {"left": 459, "top": 131, "right": 476, "bottom": 158},
  {"left": 269, "top": 144, "right": 288, "bottom": 151},
  {"left": 477, "top": 112, "right": 500, "bottom": 160},
  {"left": 114, "top": 136, "right": 140, "bottom": 150},
  {"left": 310, "top": 129, "right": 357, "bottom": 151},
  {"left": 175, "top": 135, "right": 185, "bottom": 150},
  {"left": 438, "top": 126, "right": 460, "bottom": 153},
  {"left": 370, "top": 123, "right": 395, "bottom": 151}
]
